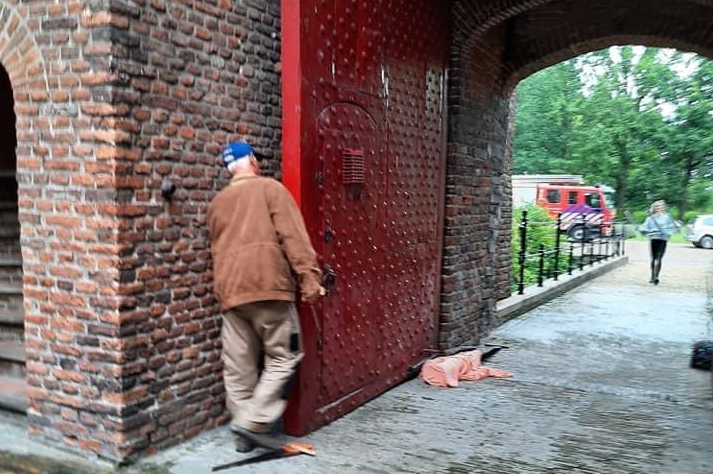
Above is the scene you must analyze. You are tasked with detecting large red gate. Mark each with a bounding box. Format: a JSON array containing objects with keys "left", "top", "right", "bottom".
[{"left": 281, "top": 0, "right": 449, "bottom": 434}]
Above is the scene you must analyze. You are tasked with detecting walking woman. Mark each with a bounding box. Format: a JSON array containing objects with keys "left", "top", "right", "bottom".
[{"left": 638, "top": 200, "right": 679, "bottom": 285}]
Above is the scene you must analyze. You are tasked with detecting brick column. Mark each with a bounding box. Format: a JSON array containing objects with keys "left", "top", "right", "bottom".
[
  {"left": 440, "top": 3, "right": 516, "bottom": 347},
  {"left": 3, "top": 1, "right": 133, "bottom": 459},
  {"left": 10, "top": 0, "right": 283, "bottom": 461},
  {"left": 103, "top": 0, "right": 283, "bottom": 459}
]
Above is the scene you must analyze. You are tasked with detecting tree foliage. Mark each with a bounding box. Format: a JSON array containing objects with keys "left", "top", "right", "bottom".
[{"left": 514, "top": 46, "right": 713, "bottom": 218}]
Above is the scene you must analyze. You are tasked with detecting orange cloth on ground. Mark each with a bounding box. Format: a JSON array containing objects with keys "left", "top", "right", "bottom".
[{"left": 420, "top": 349, "right": 513, "bottom": 388}]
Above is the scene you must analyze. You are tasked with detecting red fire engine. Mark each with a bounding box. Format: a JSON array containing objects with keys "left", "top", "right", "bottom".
[{"left": 535, "top": 184, "right": 614, "bottom": 240}]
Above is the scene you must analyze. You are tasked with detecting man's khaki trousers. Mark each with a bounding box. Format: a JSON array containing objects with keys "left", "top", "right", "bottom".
[{"left": 222, "top": 300, "right": 303, "bottom": 434}]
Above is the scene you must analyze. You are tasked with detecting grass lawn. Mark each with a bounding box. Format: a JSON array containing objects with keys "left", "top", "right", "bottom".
[{"left": 628, "top": 232, "right": 688, "bottom": 244}]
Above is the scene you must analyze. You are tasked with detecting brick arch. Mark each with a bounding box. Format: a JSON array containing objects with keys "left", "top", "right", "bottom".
[
  {"left": 452, "top": 0, "right": 713, "bottom": 93},
  {"left": 452, "top": 0, "right": 554, "bottom": 47},
  {"left": 440, "top": 0, "right": 713, "bottom": 349},
  {"left": 0, "top": 3, "right": 47, "bottom": 90},
  {"left": 0, "top": 0, "right": 47, "bottom": 419},
  {"left": 499, "top": 0, "right": 713, "bottom": 93},
  {"left": 503, "top": 35, "right": 713, "bottom": 94},
  {"left": 453, "top": 0, "right": 713, "bottom": 49}
]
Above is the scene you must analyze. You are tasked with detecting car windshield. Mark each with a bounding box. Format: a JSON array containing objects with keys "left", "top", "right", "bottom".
[{"left": 604, "top": 192, "right": 615, "bottom": 211}]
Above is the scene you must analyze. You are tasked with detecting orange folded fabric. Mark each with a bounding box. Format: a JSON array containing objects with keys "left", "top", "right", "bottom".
[{"left": 420, "top": 349, "right": 513, "bottom": 388}]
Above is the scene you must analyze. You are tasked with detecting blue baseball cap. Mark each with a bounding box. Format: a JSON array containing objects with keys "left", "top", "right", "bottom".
[{"left": 221, "top": 141, "right": 253, "bottom": 167}]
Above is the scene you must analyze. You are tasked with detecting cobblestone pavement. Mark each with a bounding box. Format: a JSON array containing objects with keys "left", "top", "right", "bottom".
[
  {"left": 2, "top": 241, "right": 712, "bottom": 474},
  {"left": 124, "top": 240, "right": 713, "bottom": 474}
]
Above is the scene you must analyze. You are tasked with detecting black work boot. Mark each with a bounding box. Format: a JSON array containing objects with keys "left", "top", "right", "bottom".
[
  {"left": 234, "top": 435, "right": 255, "bottom": 453},
  {"left": 230, "top": 427, "right": 256, "bottom": 453}
]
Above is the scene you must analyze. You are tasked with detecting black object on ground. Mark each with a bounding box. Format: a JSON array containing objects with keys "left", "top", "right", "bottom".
[
  {"left": 690, "top": 340, "right": 712, "bottom": 371},
  {"left": 212, "top": 427, "right": 315, "bottom": 472}
]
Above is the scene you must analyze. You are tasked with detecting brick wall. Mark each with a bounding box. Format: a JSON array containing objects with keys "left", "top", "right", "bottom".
[
  {"left": 440, "top": 3, "right": 515, "bottom": 348},
  {"left": 5, "top": 0, "right": 132, "bottom": 459},
  {"left": 106, "top": 0, "right": 282, "bottom": 459},
  {"left": 5, "top": 0, "right": 281, "bottom": 462},
  {"left": 498, "top": 95, "right": 516, "bottom": 299}
]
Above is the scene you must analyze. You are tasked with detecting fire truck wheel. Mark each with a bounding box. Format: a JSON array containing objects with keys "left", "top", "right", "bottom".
[{"left": 568, "top": 225, "right": 585, "bottom": 242}]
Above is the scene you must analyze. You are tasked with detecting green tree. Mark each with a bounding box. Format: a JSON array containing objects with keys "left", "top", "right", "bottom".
[
  {"left": 513, "top": 61, "right": 584, "bottom": 174},
  {"left": 652, "top": 55, "right": 713, "bottom": 217},
  {"left": 513, "top": 46, "right": 713, "bottom": 218},
  {"left": 573, "top": 47, "right": 669, "bottom": 212}
]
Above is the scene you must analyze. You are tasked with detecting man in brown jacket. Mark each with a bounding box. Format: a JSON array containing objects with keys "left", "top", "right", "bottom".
[{"left": 208, "top": 141, "right": 324, "bottom": 451}]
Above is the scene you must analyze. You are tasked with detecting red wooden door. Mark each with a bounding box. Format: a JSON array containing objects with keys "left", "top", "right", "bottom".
[
  {"left": 316, "top": 101, "right": 386, "bottom": 400},
  {"left": 281, "top": 0, "right": 449, "bottom": 434}
]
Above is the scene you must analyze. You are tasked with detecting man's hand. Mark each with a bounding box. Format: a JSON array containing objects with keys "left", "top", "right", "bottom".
[{"left": 302, "top": 285, "right": 327, "bottom": 304}]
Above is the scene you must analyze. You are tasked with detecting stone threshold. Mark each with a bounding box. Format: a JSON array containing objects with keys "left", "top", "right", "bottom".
[
  {"left": 0, "top": 375, "right": 26, "bottom": 413},
  {"left": 496, "top": 254, "right": 629, "bottom": 323}
]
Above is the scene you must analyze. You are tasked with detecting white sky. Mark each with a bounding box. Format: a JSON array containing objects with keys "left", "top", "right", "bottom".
[{"left": 578, "top": 46, "right": 700, "bottom": 118}]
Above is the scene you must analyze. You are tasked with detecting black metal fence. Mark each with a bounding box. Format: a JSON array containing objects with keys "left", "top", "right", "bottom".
[{"left": 514, "top": 211, "right": 626, "bottom": 295}]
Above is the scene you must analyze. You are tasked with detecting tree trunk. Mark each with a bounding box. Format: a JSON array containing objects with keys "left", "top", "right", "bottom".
[
  {"left": 614, "top": 138, "right": 630, "bottom": 213},
  {"left": 680, "top": 153, "right": 697, "bottom": 220}
]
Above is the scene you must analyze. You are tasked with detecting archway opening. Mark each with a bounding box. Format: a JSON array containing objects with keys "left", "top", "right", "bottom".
[
  {"left": 0, "top": 61, "right": 18, "bottom": 254},
  {"left": 0, "top": 61, "right": 24, "bottom": 414},
  {"left": 509, "top": 45, "right": 713, "bottom": 294}
]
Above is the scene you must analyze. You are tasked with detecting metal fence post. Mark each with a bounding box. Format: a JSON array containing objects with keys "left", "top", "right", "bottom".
[
  {"left": 554, "top": 213, "right": 562, "bottom": 281},
  {"left": 538, "top": 243, "right": 545, "bottom": 287},
  {"left": 517, "top": 210, "right": 528, "bottom": 295},
  {"left": 579, "top": 215, "right": 585, "bottom": 271},
  {"left": 589, "top": 238, "right": 595, "bottom": 266},
  {"left": 568, "top": 243, "right": 574, "bottom": 275}
]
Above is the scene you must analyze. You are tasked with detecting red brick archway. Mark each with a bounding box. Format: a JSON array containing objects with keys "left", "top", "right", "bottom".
[
  {"left": 0, "top": 59, "right": 23, "bottom": 413},
  {"left": 0, "top": 3, "right": 46, "bottom": 416},
  {"left": 442, "top": 0, "right": 713, "bottom": 350}
]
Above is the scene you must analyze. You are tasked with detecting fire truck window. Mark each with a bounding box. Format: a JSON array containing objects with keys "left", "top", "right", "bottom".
[
  {"left": 568, "top": 191, "right": 578, "bottom": 204},
  {"left": 585, "top": 193, "right": 601, "bottom": 208},
  {"left": 546, "top": 190, "right": 560, "bottom": 203}
]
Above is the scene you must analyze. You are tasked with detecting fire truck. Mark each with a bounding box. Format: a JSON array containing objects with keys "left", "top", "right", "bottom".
[{"left": 513, "top": 175, "right": 615, "bottom": 240}]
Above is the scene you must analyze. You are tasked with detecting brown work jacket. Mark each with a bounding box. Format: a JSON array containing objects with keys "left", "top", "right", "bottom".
[{"left": 208, "top": 174, "right": 322, "bottom": 310}]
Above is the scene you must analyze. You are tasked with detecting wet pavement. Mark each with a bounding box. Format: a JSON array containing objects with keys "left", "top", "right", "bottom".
[
  {"left": 2, "top": 241, "right": 712, "bottom": 474},
  {"left": 119, "top": 240, "right": 712, "bottom": 474}
]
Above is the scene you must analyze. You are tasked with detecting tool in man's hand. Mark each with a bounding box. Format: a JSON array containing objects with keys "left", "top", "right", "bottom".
[
  {"left": 212, "top": 428, "right": 316, "bottom": 471},
  {"left": 310, "top": 304, "right": 323, "bottom": 351},
  {"left": 308, "top": 265, "right": 334, "bottom": 352}
]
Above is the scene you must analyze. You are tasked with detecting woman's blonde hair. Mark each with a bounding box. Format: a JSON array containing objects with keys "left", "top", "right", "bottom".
[{"left": 650, "top": 200, "right": 666, "bottom": 214}]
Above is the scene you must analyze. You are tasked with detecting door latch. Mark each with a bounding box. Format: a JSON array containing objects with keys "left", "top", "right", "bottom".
[{"left": 322, "top": 264, "right": 337, "bottom": 293}]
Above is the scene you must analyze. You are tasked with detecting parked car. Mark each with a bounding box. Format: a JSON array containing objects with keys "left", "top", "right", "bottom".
[{"left": 684, "top": 214, "right": 713, "bottom": 249}]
